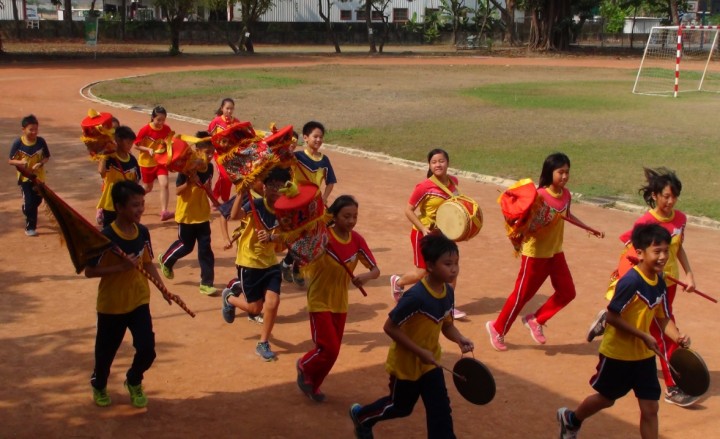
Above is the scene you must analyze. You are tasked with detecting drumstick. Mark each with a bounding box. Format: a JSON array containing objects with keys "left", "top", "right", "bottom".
[
  {"left": 561, "top": 215, "right": 604, "bottom": 238},
  {"left": 661, "top": 353, "right": 681, "bottom": 378},
  {"left": 325, "top": 241, "right": 368, "bottom": 297},
  {"left": 110, "top": 247, "right": 196, "bottom": 318},
  {"left": 440, "top": 364, "right": 467, "bottom": 382},
  {"left": 625, "top": 255, "right": 717, "bottom": 303}
]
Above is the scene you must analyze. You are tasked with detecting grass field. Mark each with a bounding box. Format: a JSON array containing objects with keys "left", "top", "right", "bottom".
[{"left": 92, "top": 63, "right": 720, "bottom": 220}]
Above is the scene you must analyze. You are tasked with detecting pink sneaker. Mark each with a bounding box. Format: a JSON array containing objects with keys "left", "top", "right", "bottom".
[
  {"left": 522, "top": 314, "right": 546, "bottom": 344},
  {"left": 390, "top": 275, "right": 403, "bottom": 302},
  {"left": 160, "top": 210, "right": 175, "bottom": 221},
  {"left": 452, "top": 308, "right": 467, "bottom": 319},
  {"left": 485, "top": 321, "right": 507, "bottom": 351}
]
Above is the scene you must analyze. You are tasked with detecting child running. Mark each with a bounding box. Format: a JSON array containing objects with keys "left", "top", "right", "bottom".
[
  {"left": 208, "top": 98, "right": 240, "bottom": 203},
  {"left": 8, "top": 114, "right": 51, "bottom": 237},
  {"left": 96, "top": 126, "right": 140, "bottom": 227},
  {"left": 221, "top": 167, "right": 291, "bottom": 361},
  {"left": 349, "top": 233, "right": 473, "bottom": 439},
  {"left": 486, "top": 152, "right": 603, "bottom": 351},
  {"left": 558, "top": 223, "right": 690, "bottom": 439},
  {"left": 282, "top": 121, "right": 337, "bottom": 287},
  {"left": 134, "top": 106, "right": 174, "bottom": 221},
  {"left": 158, "top": 134, "right": 217, "bottom": 296},
  {"left": 586, "top": 167, "right": 698, "bottom": 406},
  {"left": 296, "top": 195, "right": 380, "bottom": 402},
  {"left": 390, "top": 148, "right": 467, "bottom": 319},
  {"left": 84, "top": 180, "right": 167, "bottom": 408}
]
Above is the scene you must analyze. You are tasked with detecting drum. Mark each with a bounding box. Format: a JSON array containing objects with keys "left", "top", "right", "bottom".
[
  {"left": 274, "top": 183, "right": 328, "bottom": 265},
  {"left": 80, "top": 109, "right": 116, "bottom": 158},
  {"left": 435, "top": 195, "right": 483, "bottom": 242}
]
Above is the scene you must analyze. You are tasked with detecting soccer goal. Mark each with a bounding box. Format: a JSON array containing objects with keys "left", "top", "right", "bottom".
[{"left": 633, "top": 25, "right": 720, "bottom": 97}]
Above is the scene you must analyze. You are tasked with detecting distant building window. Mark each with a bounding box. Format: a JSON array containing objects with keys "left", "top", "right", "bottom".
[
  {"left": 340, "top": 10, "right": 352, "bottom": 21},
  {"left": 356, "top": 9, "right": 367, "bottom": 21},
  {"left": 371, "top": 11, "right": 383, "bottom": 20},
  {"left": 393, "top": 8, "right": 408, "bottom": 22}
]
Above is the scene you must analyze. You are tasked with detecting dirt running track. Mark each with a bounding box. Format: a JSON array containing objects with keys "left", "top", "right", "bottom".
[{"left": 0, "top": 54, "right": 717, "bottom": 439}]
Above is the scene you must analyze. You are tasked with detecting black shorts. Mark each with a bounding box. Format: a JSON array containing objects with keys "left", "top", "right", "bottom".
[
  {"left": 230, "top": 264, "right": 282, "bottom": 303},
  {"left": 590, "top": 354, "right": 661, "bottom": 401}
]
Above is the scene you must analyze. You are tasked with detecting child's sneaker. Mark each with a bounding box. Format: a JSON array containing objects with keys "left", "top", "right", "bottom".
[
  {"left": 160, "top": 210, "right": 174, "bottom": 221},
  {"left": 485, "top": 320, "right": 507, "bottom": 352},
  {"left": 281, "top": 261, "right": 294, "bottom": 283},
  {"left": 557, "top": 407, "right": 580, "bottom": 439},
  {"left": 124, "top": 380, "right": 148, "bottom": 408},
  {"left": 92, "top": 386, "right": 111, "bottom": 407},
  {"left": 157, "top": 254, "right": 174, "bottom": 280},
  {"left": 25, "top": 229, "right": 38, "bottom": 237},
  {"left": 452, "top": 308, "right": 467, "bottom": 319},
  {"left": 664, "top": 386, "right": 700, "bottom": 407},
  {"left": 349, "top": 403, "right": 374, "bottom": 439},
  {"left": 390, "top": 275, "right": 403, "bottom": 302},
  {"left": 586, "top": 309, "right": 607, "bottom": 342},
  {"left": 256, "top": 341, "right": 277, "bottom": 361},
  {"left": 247, "top": 313, "right": 264, "bottom": 324},
  {"left": 199, "top": 284, "right": 218, "bottom": 296},
  {"left": 221, "top": 288, "right": 236, "bottom": 324},
  {"left": 296, "top": 359, "right": 325, "bottom": 402},
  {"left": 522, "top": 314, "right": 547, "bottom": 344}
]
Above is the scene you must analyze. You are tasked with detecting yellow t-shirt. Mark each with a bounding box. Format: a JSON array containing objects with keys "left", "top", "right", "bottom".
[
  {"left": 385, "top": 279, "right": 454, "bottom": 381},
  {"left": 235, "top": 198, "right": 281, "bottom": 268},
  {"left": 174, "top": 168, "right": 213, "bottom": 224},
  {"left": 96, "top": 153, "right": 140, "bottom": 211},
  {"left": 94, "top": 223, "right": 153, "bottom": 314},
  {"left": 521, "top": 186, "right": 570, "bottom": 258},
  {"left": 10, "top": 136, "right": 50, "bottom": 183},
  {"left": 600, "top": 267, "right": 669, "bottom": 361}
]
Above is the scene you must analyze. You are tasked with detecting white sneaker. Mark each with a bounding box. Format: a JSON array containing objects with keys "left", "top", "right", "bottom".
[
  {"left": 390, "top": 275, "right": 403, "bottom": 302},
  {"left": 25, "top": 229, "right": 38, "bottom": 237},
  {"left": 586, "top": 309, "right": 607, "bottom": 342},
  {"left": 452, "top": 308, "right": 467, "bottom": 319}
]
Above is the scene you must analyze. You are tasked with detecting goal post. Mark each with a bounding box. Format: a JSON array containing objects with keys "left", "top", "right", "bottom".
[{"left": 633, "top": 25, "right": 720, "bottom": 97}]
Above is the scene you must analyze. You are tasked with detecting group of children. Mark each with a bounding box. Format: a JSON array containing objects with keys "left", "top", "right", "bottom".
[{"left": 7, "top": 110, "right": 702, "bottom": 439}]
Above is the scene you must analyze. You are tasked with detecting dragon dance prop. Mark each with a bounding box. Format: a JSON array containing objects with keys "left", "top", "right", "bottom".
[
  {"left": 274, "top": 182, "right": 330, "bottom": 266},
  {"left": 80, "top": 109, "right": 116, "bottom": 159},
  {"left": 497, "top": 178, "right": 558, "bottom": 253},
  {"left": 16, "top": 167, "right": 195, "bottom": 318}
]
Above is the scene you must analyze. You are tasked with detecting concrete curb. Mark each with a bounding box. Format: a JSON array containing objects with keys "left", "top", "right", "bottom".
[{"left": 79, "top": 79, "right": 720, "bottom": 231}]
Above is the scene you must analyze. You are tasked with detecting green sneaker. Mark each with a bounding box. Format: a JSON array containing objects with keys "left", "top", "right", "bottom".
[
  {"left": 92, "top": 386, "right": 111, "bottom": 407},
  {"left": 158, "top": 254, "right": 174, "bottom": 280},
  {"left": 199, "top": 284, "right": 218, "bottom": 296},
  {"left": 124, "top": 380, "right": 148, "bottom": 408}
]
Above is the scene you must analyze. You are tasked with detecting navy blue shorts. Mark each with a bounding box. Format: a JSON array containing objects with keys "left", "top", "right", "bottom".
[
  {"left": 230, "top": 264, "right": 282, "bottom": 303},
  {"left": 590, "top": 354, "right": 661, "bottom": 401}
]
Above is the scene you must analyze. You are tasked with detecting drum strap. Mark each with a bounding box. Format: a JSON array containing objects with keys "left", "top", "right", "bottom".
[{"left": 429, "top": 175, "right": 458, "bottom": 198}]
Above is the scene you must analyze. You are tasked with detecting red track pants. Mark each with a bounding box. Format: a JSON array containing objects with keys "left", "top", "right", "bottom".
[
  {"left": 652, "top": 283, "right": 679, "bottom": 387},
  {"left": 299, "top": 311, "right": 347, "bottom": 392}
]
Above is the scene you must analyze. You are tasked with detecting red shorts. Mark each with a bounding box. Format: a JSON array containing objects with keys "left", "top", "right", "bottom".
[
  {"left": 410, "top": 228, "right": 426, "bottom": 269},
  {"left": 140, "top": 165, "right": 168, "bottom": 184}
]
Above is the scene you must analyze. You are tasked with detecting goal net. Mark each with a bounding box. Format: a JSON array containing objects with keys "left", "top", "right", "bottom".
[{"left": 633, "top": 25, "right": 720, "bottom": 97}]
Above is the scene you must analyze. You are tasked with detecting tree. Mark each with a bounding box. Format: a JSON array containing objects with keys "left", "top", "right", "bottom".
[
  {"left": 488, "top": 0, "right": 518, "bottom": 45},
  {"left": 50, "top": 0, "right": 74, "bottom": 36},
  {"left": 154, "top": 0, "right": 197, "bottom": 55},
  {"left": 10, "top": 0, "right": 22, "bottom": 39},
  {"left": 370, "top": 0, "right": 392, "bottom": 52},
  {"left": 318, "top": 0, "right": 341, "bottom": 53},
  {"left": 228, "top": 0, "right": 275, "bottom": 53},
  {"left": 439, "top": 0, "right": 471, "bottom": 44},
  {"left": 526, "top": 0, "right": 575, "bottom": 51}
]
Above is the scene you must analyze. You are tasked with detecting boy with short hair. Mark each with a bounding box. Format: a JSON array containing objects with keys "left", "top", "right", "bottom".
[
  {"left": 282, "top": 121, "right": 337, "bottom": 286},
  {"left": 221, "top": 167, "right": 291, "bottom": 361},
  {"left": 8, "top": 114, "right": 51, "bottom": 237},
  {"left": 558, "top": 223, "right": 691, "bottom": 439},
  {"left": 85, "top": 180, "right": 166, "bottom": 409},
  {"left": 349, "top": 234, "right": 474, "bottom": 439},
  {"left": 158, "top": 134, "right": 217, "bottom": 295},
  {"left": 96, "top": 125, "right": 141, "bottom": 227}
]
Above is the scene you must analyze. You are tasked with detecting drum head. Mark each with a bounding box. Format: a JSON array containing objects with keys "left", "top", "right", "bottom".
[
  {"left": 452, "top": 358, "right": 496, "bottom": 405},
  {"left": 670, "top": 348, "right": 710, "bottom": 397},
  {"left": 436, "top": 202, "right": 469, "bottom": 241}
]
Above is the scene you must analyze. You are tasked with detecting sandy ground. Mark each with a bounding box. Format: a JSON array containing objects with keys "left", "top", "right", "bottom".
[{"left": 0, "top": 54, "right": 717, "bottom": 438}]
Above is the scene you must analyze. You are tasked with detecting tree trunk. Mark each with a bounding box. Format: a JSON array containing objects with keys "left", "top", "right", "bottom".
[
  {"left": 318, "top": 0, "right": 340, "bottom": 53},
  {"left": 489, "top": 0, "right": 518, "bottom": 45},
  {"left": 121, "top": 0, "right": 127, "bottom": 40},
  {"left": 64, "top": 0, "right": 73, "bottom": 37},
  {"left": 670, "top": 0, "right": 680, "bottom": 25},
  {"left": 170, "top": 18, "right": 182, "bottom": 55},
  {"left": 11, "top": 0, "right": 21, "bottom": 39},
  {"left": 366, "top": 1, "right": 376, "bottom": 53}
]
